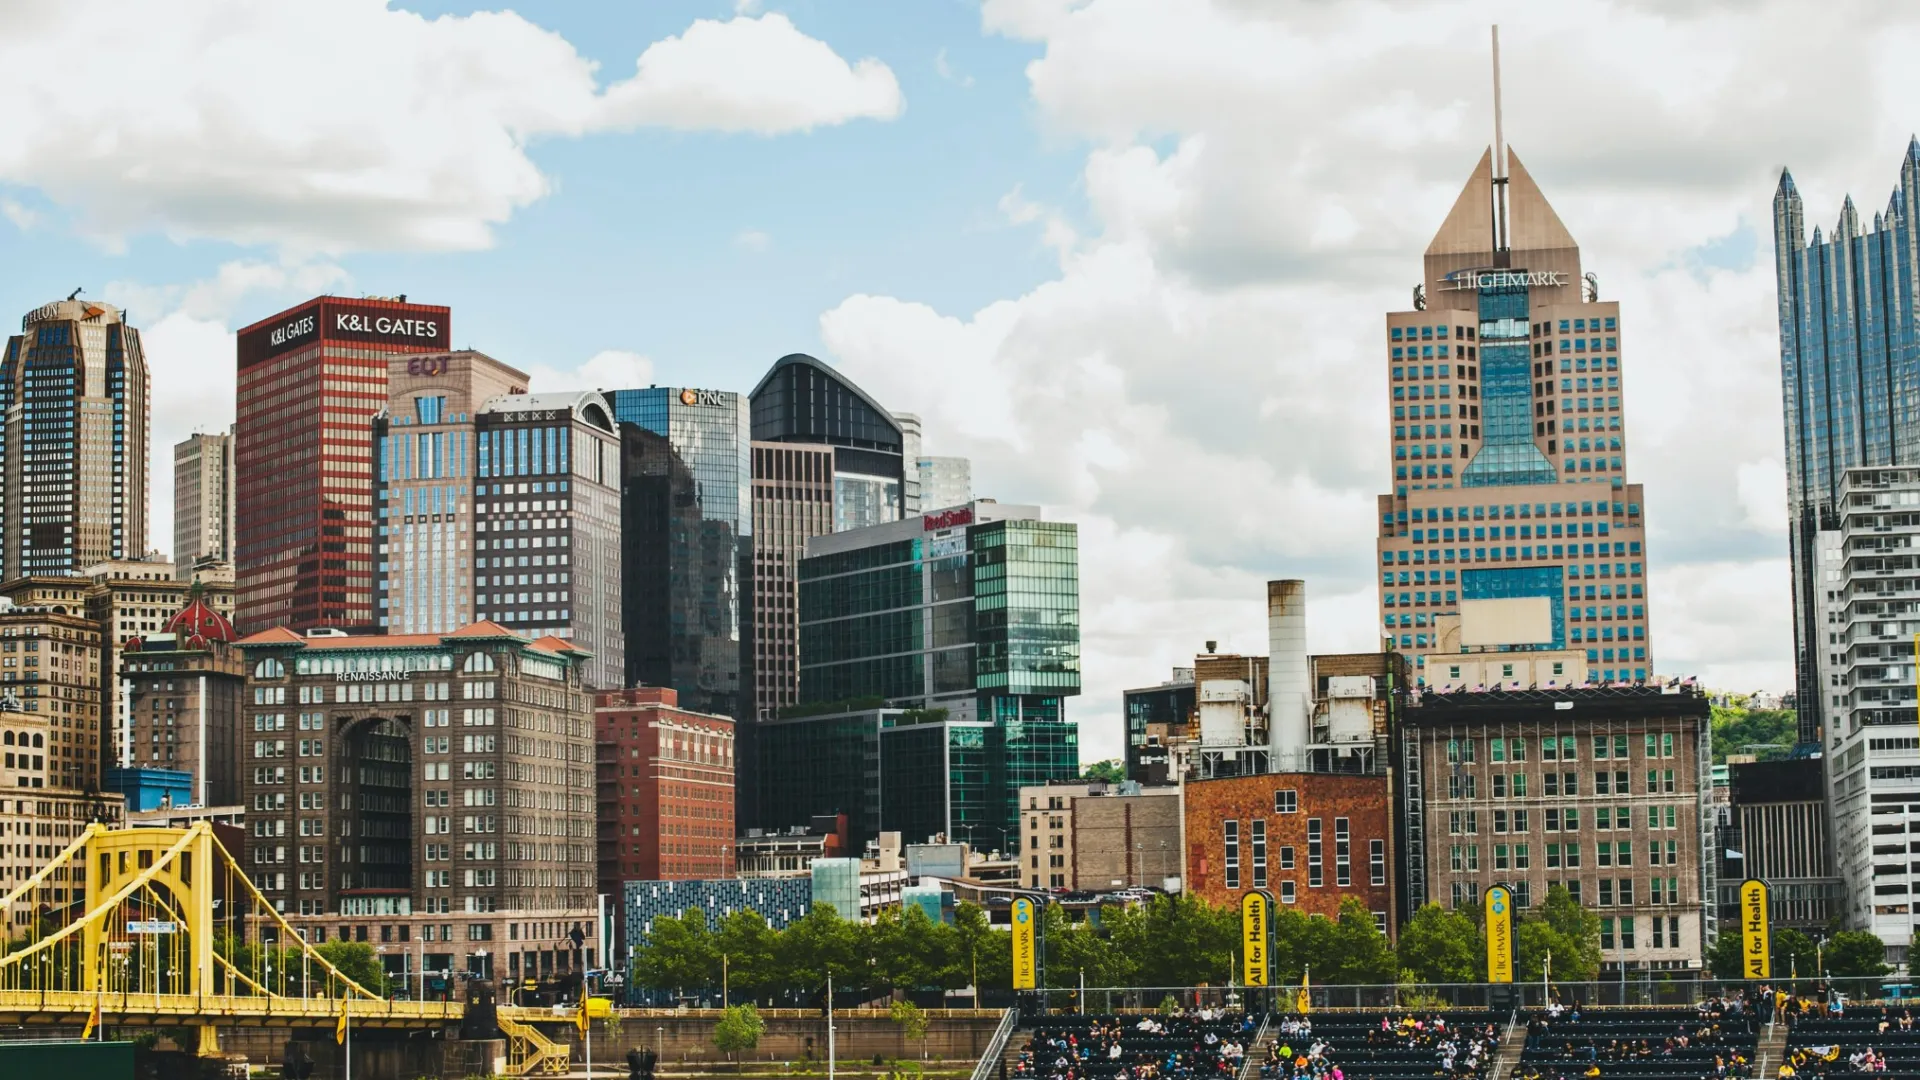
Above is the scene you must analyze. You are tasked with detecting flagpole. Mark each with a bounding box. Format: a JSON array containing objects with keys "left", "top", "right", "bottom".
[{"left": 346, "top": 1006, "right": 352, "bottom": 1080}]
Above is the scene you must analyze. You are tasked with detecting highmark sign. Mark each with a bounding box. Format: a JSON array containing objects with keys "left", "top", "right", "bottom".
[{"left": 1441, "top": 269, "right": 1567, "bottom": 291}]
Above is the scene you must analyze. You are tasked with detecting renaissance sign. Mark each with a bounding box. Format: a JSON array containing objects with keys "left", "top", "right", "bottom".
[{"left": 1441, "top": 269, "right": 1567, "bottom": 291}]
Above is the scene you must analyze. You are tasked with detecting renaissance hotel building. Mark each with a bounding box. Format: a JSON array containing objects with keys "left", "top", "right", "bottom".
[{"left": 1378, "top": 147, "right": 1654, "bottom": 684}]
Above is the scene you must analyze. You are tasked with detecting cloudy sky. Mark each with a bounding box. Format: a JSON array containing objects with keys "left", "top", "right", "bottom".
[{"left": 2, "top": 0, "right": 1911, "bottom": 762}]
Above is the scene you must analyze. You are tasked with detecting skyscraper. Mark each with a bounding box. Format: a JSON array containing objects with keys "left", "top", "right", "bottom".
[
  {"left": 605, "top": 387, "right": 751, "bottom": 718},
  {"left": 372, "top": 350, "right": 529, "bottom": 634},
  {"left": 1771, "top": 142, "right": 1920, "bottom": 744},
  {"left": 2, "top": 299, "right": 150, "bottom": 577},
  {"left": 234, "top": 296, "right": 450, "bottom": 632},
  {"left": 1377, "top": 146, "right": 1654, "bottom": 685},
  {"left": 472, "top": 391, "right": 626, "bottom": 690},
  {"left": 746, "top": 355, "right": 907, "bottom": 722},
  {"left": 173, "top": 431, "right": 234, "bottom": 576},
  {"left": 917, "top": 456, "right": 972, "bottom": 512}
]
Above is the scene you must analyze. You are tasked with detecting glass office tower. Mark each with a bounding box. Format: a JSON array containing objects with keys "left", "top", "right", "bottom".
[
  {"left": 762, "top": 501, "right": 1080, "bottom": 846},
  {"left": 1377, "top": 146, "right": 1654, "bottom": 685},
  {"left": 1773, "top": 142, "right": 1920, "bottom": 745},
  {"left": 605, "top": 388, "right": 750, "bottom": 720}
]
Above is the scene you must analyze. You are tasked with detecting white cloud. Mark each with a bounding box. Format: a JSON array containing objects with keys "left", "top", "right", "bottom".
[
  {"left": 524, "top": 349, "right": 657, "bottom": 397},
  {"left": 0, "top": 198, "right": 35, "bottom": 230},
  {"left": 0, "top": 3, "right": 901, "bottom": 255},
  {"left": 818, "top": 0, "right": 1901, "bottom": 760},
  {"left": 735, "top": 229, "right": 772, "bottom": 252},
  {"left": 936, "top": 48, "right": 975, "bottom": 88}
]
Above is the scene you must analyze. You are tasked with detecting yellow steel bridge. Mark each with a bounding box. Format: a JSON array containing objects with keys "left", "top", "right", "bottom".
[{"left": 0, "top": 822, "right": 570, "bottom": 1075}]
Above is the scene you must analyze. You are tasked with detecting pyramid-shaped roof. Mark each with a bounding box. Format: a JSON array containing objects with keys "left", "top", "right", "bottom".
[
  {"left": 1504, "top": 148, "right": 1577, "bottom": 253},
  {"left": 1426, "top": 148, "right": 1496, "bottom": 258}
]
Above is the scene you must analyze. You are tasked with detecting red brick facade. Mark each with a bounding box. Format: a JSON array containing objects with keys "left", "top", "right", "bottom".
[
  {"left": 1184, "top": 772, "right": 1395, "bottom": 935},
  {"left": 594, "top": 687, "right": 735, "bottom": 895}
]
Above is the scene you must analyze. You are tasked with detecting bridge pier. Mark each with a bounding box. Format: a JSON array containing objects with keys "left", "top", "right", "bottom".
[{"left": 297, "top": 1031, "right": 508, "bottom": 1080}]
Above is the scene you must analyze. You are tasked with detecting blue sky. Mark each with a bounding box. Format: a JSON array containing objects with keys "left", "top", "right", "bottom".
[{"left": 9, "top": 0, "right": 1918, "bottom": 758}]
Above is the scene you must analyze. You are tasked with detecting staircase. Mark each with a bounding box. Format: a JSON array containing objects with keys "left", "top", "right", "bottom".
[
  {"left": 1485, "top": 1014, "right": 1529, "bottom": 1080},
  {"left": 1753, "top": 1019, "right": 1789, "bottom": 1080},
  {"left": 498, "top": 1011, "right": 570, "bottom": 1077},
  {"left": 972, "top": 1008, "right": 1024, "bottom": 1080},
  {"left": 1235, "top": 1014, "right": 1274, "bottom": 1080}
]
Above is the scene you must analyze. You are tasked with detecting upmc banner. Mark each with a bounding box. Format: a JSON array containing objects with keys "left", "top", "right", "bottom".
[
  {"left": 1011, "top": 896, "right": 1037, "bottom": 990},
  {"left": 1484, "top": 884, "right": 1514, "bottom": 983},
  {"left": 1740, "top": 878, "right": 1770, "bottom": 980},
  {"left": 1241, "top": 890, "right": 1271, "bottom": 987}
]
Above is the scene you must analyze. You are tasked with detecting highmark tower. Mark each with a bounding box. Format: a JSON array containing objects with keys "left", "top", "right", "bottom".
[{"left": 1377, "top": 145, "right": 1654, "bottom": 684}]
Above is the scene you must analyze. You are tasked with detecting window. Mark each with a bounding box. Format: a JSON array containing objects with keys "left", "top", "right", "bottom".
[
  {"left": 1274, "top": 789, "right": 1298, "bottom": 814},
  {"left": 1600, "top": 917, "right": 1615, "bottom": 949},
  {"left": 253, "top": 657, "right": 285, "bottom": 679},
  {"left": 1563, "top": 772, "right": 1578, "bottom": 796},
  {"left": 1279, "top": 845, "right": 1295, "bottom": 870},
  {"left": 1335, "top": 818, "right": 1351, "bottom": 887},
  {"left": 1280, "top": 881, "right": 1296, "bottom": 904},
  {"left": 1595, "top": 771, "right": 1610, "bottom": 795},
  {"left": 1223, "top": 820, "right": 1240, "bottom": 890},
  {"left": 1370, "top": 839, "right": 1386, "bottom": 885},
  {"left": 1619, "top": 916, "right": 1636, "bottom": 949},
  {"left": 1510, "top": 737, "right": 1527, "bottom": 762},
  {"left": 1308, "top": 818, "right": 1324, "bottom": 887},
  {"left": 1251, "top": 820, "right": 1268, "bottom": 888}
]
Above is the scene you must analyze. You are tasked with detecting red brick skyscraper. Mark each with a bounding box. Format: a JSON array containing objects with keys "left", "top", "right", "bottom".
[{"left": 234, "top": 296, "right": 450, "bottom": 631}]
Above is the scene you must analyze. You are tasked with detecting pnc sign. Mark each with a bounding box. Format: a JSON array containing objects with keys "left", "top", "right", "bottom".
[
  {"left": 1441, "top": 269, "right": 1567, "bottom": 291},
  {"left": 679, "top": 388, "right": 727, "bottom": 407}
]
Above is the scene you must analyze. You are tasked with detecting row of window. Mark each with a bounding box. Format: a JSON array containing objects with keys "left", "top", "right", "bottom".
[
  {"left": 1450, "top": 841, "right": 1684, "bottom": 869},
  {"left": 1447, "top": 803, "right": 1687, "bottom": 834},
  {"left": 1446, "top": 769, "right": 1682, "bottom": 799},
  {"left": 1222, "top": 817, "right": 1386, "bottom": 892}
]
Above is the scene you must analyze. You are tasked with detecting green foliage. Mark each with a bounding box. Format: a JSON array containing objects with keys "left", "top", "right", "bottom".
[
  {"left": 714, "top": 1003, "right": 766, "bottom": 1057},
  {"left": 1267, "top": 899, "right": 1395, "bottom": 984},
  {"left": 1772, "top": 928, "right": 1820, "bottom": 979},
  {"left": 1080, "top": 759, "right": 1127, "bottom": 784},
  {"left": 1703, "top": 929, "right": 1745, "bottom": 980},
  {"left": 897, "top": 708, "right": 950, "bottom": 725},
  {"left": 1825, "top": 930, "right": 1892, "bottom": 977},
  {"left": 716, "top": 909, "right": 779, "bottom": 1001},
  {"left": 1710, "top": 699, "right": 1796, "bottom": 763},
  {"left": 314, "top": 940, "right": 388, "bottom": 997},
  {"left": 890, "top": 999, "right": 930, "bottom": 1043},
  {"left": 1514, "top": 885, "right": 1601, "bottom": 982},
  {"left": 636, "top": 907, "right": 719, "bottom": 992},
  {"left": 1396, "top": 903, "right": 1485, "bottom": 983}
]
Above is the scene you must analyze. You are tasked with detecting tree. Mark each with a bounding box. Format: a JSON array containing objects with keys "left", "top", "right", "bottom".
[
  {"left": 953, "top": 902, "right": 1007, "bottom": 990},
  {"left": 1329, "top": 898, "right": 1397, "bottom": 983},
  {"left": 774, "top": 903, "right": 859, "bottom": 993},
  {"left": 1704, "top": 929, "right": 1746, "bottom": 980},
  {"left": 1710, "top": 699, "right": 1796, "bottom": 763},
  {"left": 313, "top": 940, "right": 388, "bottom": 997},
  {"left": 1397, "top": 903, "right": 1485, "bottom": 984},
  {"left": 713, "top": 1003, "right": 765, "bottom": 1059},
  {"left": 891, "top": 999, "right": 930, "bottom": 1058},
  {"left": 1773, "top": 928, "right": 1820, "bottom": 980},
  {"left": 635, "top": 907, "right": 718, "bottom": 993},
  {"left": 1514, "top": 885, "right": 1601, "bottom": 982},
  {"left": 1080, "top": 759, "right": 1126, "bottom": 784},
  {"left": 1824, "top": 930, "right": 1892, "bottom": 978},
  {"left": 715, "top": 910, "right": 779, "bottom": 1002},
  {"left": 1104, "top": 893, "right": 1236, "bottom": 987}
]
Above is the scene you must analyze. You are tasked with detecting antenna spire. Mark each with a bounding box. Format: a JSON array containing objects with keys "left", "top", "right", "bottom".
[{"left": 1491, "top": 24, "right": 1510, "bottom": 260}]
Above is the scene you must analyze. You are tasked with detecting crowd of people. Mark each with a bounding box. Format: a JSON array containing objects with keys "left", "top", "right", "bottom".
[
  {"left": 1513, "top": 1002, "right": 1758, "bottom": 1080},
  {"left": 1012, "top": 1012, "right": 1258, "bottom": 1080},
  {"left": 1251, "top": 1013, "right": 1498, "bottom": 1080}
]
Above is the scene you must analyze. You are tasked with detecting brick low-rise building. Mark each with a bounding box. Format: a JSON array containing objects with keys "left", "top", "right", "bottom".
[{"left": 1184, "top": 771, "right": 1395, "bottom": 934}]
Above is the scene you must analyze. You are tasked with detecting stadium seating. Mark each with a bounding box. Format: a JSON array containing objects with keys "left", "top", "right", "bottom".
[{"left": 1516, "top": 1007, "right": 1759, "bottom": 1080}]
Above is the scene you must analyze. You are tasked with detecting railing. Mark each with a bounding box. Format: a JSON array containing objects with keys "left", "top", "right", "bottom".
[
  {"left": 0, "top": 988, "right": 462, "bottom": 1023},
  {"left": 969, "top": 1008, "right": 1020, "bottom": 1080},
  {"left": 1234, "top": 1012, "right": 1271, "bottom": 1080},
  {"left": 1011, "top": 977, "right": 1910, "bottom": 1013},
  {"left": 499, "top": 1009, "right": 571, "bottom": 1077}
]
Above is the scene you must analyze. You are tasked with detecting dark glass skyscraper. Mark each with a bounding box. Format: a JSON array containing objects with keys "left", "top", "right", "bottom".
[
  {"left": 1773, "top": 142, "right": 1920, "bottom": 744},
  {"left": 606, "top": 387, "right": 750, "bottom": 720}
]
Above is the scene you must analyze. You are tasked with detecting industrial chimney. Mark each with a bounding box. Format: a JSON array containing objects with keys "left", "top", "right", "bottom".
[{"left": 1267, "top": 580, "right": 1310, "bottom": 767}]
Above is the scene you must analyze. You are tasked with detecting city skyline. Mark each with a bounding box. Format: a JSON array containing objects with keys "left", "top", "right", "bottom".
[{"left": 8, "top": 2, "right": 1913, "bottom": 761}]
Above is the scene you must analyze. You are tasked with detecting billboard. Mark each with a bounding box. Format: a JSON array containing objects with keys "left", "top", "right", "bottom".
[
  {"left": 1484, "top": 884, "right": 1514, "bottom": 983},
  {"left": 238, "top": 297, "right": 450, "bottom": 368},
  {"left": 1011, "top": 897, "right": 1037, "bottom": 990},
  {"left": 1460, "top": 597, "right": 1554, "bottom": 648},
  {"left": 1740, "top": 878, "right": 1770, "bottom": 980}
]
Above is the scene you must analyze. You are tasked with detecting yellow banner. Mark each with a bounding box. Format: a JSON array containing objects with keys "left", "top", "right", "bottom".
[
  {"left": 1241, "top": 891, "right": 1270, "bottom": 987},
  {"left": 1485, "top": 884, "right": 1513, "bottom": 984},
  {"left": 1741, "top": 878, "right": 1770, "bottom": 980},
  {"left": 1011, "top": 896, "right": 1037, "bottom": 990}
]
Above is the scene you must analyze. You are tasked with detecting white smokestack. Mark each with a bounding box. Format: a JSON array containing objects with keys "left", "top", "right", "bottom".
[{"left": 1267, "top": 579, "right": 1309, "bottom": 768}]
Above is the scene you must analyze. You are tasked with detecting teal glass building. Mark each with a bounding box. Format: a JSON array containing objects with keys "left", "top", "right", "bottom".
[
  {"left": 756, "top": 503, "right": 1080, "bottom": 848},
  {"left": 1772, "top": 144, "right": 1920, "bottom": 743}
]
